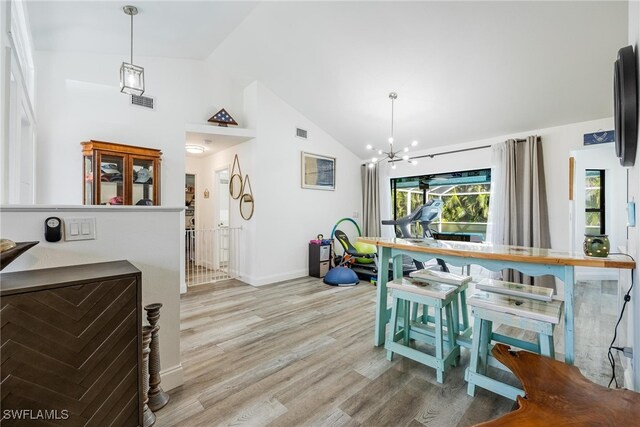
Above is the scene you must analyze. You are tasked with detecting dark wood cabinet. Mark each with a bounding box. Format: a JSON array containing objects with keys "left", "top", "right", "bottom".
[
  {"left": 82, "top": 140, "right": 162, "bottom": 206},
  {"left": 1, "top": 261, "right": 143, "bottom": 426},
  {"left": 309, "top": 243, "right": 331, "bottom": 278}
]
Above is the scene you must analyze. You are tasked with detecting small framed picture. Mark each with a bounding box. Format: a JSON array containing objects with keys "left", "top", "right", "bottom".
[{"left": 301, "top": 151, "right": 335, "bottom": 191}]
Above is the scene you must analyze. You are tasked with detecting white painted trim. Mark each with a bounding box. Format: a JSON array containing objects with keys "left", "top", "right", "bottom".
[
  {"left": 244, "top": 268, "right": 309, "bottom": 287},
  {"left": 160, "top": 363, "right": 184, "bottom": 391},
  {"left": 0, "top": 204, "right": 184, "bottom": 212}
]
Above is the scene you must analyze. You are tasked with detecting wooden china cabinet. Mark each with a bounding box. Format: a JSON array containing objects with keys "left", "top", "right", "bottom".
[{"left": 82, "top": 140, "right": 162, "bottom": 206}]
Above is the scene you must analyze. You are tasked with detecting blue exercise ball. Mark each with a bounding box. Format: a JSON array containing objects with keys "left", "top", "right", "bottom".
[{"left": 323, "top": 267, "right": 359, "bottom": 286}]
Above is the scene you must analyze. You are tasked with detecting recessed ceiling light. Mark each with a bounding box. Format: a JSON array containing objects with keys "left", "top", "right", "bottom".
[{"left": 186, "top": 145, "right": 205, "bottom": 154}]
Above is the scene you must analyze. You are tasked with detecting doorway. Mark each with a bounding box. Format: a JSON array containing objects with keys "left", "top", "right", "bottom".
[
  {"left": 570, "top": 145, "right": 626, "bottom": 279},
  {"left": 215, "top": 168, "right": 229, "bottom": 228},
  {"left": 214, "top": 168, "right": 230, "bottom": 271}
]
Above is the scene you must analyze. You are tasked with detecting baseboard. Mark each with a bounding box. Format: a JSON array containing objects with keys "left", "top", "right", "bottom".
[
  {"left": 243, "top": 269, "right": 308, "bottom": 287},
  {"left": 624, "top": 366, "right": 635, "bottom": 390},
  {"left": 160, "top": 363, "right": 184, "bottom": 391}
]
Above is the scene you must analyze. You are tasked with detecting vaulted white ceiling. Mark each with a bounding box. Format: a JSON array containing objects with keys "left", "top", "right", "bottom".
[
  {"left": 27, "top": 1, "right": 628, "bottom": 159},
  {"left": 26, "top": 1, "right": 258, "bottom": 60}
]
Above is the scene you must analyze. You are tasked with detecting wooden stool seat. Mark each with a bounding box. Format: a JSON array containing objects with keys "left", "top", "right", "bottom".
[
  {"left": 475, "top": 278, "right": 554, "bottom": 302},
  {"left": 476, "top": 344, "right": 640, "bottom": 426},
  {"left": 467, "top": 292, "right": 562, "bottom": 325},
  {"left": 465, "top": 288, "right": 563, "bottom": 401},
  {"left": 387, "top": 277, "right": 458, "bottom": 299},
  {"left": 386, "top": 278, "right": 461, "bottom": 383}
]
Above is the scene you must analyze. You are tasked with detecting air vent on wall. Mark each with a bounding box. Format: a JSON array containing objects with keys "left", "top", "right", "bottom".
[
  {"left": 296, "top": 128, "right": 308, "bottom": 139},
  {"left": 131, "top": 94, "right": 156, "bottom": 110}
]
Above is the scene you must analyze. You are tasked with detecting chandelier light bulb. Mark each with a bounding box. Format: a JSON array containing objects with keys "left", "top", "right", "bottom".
[
  {"left": 391, "top": 163, "right": 397, "bottom": 169},
  {"left": 377, "top": 150, "right": 383, "bottom": 155},
  {"left": 372, "top": 157, "right": 378, "bottom": 162},
  {"left": 411, "top": 160, "right": 418, "bottom": 165},
  {"left": 402, "top": 155, "right": 409, "bottom": 161},
  {"left": 403, "top": 147, "right": 409, "bottom": 153},
  {"left": 411, "top": 140, "right": 418, "bottom": 147},
  {"left": 366, "top": 144, "right": 372, "bottom": 150},
  {"left": 388, "top": 137, "right": 394, "bottom": 144}
]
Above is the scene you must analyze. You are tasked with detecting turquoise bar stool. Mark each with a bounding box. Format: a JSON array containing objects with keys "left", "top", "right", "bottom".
[
  {"left": 465, "top": 285, "right": 563, "bottom": 401},
  {"left": 385, "top": 278, "right": 461, "bottom": 383},
  {"left": 409, "top": 282, "right": 470, "bottom": 344},
  {"left": 408, "top": 269, "right": 471, "bottom": 345}
]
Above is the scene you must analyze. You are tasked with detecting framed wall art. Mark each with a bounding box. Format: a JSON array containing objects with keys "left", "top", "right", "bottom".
[{"left": 301, "top": 152, "right": 335, "bottom": 191}]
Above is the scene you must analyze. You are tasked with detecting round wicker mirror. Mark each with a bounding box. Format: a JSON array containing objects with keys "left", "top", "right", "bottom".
[
  {"left": 239, "top": 175, "right": 254, "bottom": 220},
  {"left": 229, "top": 174, "right": 243, "bottom": 199},
  {"left": 229, "top": 155, "right": 243, "bottom": 199},
  {"left": 240, "top": 194, "right": 254, "bottom": 220}
]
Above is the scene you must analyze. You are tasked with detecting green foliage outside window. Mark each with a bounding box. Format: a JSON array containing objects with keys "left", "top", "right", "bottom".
[
  {"left": 430, "top": 184, "right": 490, "bottom": 223},
  {"left": 585, "top": 171, "right": 603, "bottom": 234}
]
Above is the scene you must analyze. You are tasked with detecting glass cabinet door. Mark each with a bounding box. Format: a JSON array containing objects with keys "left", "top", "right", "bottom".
[
  {"left": 131, "top": 157, "right": 155, "bottom": 205},
  {"left": 83, "top": 155, "right": 93, "bottom": 204},
  {"left": 98, "top": 154, "right": 125, "bottom": 205},
  {"left": 82, "top": 140, "right": 161, "bottom": 206}
]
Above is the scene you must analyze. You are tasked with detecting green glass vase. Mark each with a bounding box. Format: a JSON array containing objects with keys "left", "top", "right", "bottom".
[{"left": 583, "top": 234, "right": 610, "bottom": 257}]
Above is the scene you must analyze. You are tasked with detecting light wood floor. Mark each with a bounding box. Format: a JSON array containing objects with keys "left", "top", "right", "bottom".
[{"left": 155, "top": 277, "right": 622, "bottom": 426}]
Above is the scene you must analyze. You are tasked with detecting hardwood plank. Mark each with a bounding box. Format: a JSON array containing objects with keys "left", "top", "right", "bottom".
[{"left": 154, "top": 275, "right": 621, "bottom": 427}]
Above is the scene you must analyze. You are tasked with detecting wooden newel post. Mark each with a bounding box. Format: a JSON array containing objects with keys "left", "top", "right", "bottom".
[
  {"left": 142, "top": 325, "right": 156, "bottom": 427},
  {"left": 145, "top": 303, "right": 170, "bottom": 411}
]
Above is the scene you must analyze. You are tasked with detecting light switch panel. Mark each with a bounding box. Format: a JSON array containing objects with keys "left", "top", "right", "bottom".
[
  {"left": 70, "top": 223, "right": 80, "bottom": 236},
  {"left": 64, "top": 218, "right": 96, "bottom": 241}
]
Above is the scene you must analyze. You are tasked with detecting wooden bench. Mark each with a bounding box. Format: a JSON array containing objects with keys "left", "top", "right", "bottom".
[{"left": 476, "top": 344, "right": 640, "bottom": 426}]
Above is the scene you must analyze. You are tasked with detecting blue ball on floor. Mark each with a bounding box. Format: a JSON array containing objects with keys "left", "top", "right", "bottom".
[{"left": 323, "top": 267, "right": 359, "bottom": 286}]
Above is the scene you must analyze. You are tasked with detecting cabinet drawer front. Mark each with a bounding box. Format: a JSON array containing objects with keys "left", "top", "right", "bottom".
[{"left": 1, "top": 278, "right": 139, "bottom": 426}]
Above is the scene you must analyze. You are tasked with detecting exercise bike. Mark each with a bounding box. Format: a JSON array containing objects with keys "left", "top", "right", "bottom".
[{"left": 381, "top": 199, "right": 449, "bottom": 272}]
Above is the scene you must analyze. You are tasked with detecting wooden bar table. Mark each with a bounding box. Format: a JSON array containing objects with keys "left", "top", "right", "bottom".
[{"left": 358, "top": 237, "right": 635, "bottom": 365}]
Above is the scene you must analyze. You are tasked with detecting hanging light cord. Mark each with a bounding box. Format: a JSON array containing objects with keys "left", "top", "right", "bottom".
[
  {"left": 390, "top": 95, "right": 394, "bottom": 151},
  {"left": 130, "top": 11, "right": 134, "bottom": 64}
]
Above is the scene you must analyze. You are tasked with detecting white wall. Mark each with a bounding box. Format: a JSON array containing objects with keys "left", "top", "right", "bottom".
[
  {"left": 33, "top": 50, "right": 210, "bottom": 207},
  {"left": 1, "top": 2, "right": 9, "bottom": 203},
  {"left": 0, "top": 205, "right": 184, "bottom": 391},
  {"left": 191, "top": 82, "right": 363, "bottom": 286},
  {"left": 381, "top": 117, "right": 616, "bottom": 255}
]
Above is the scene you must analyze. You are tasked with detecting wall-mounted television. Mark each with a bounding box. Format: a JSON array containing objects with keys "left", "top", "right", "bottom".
[{"left": 613, "top": 45, "right": 638, "bottom": 167}]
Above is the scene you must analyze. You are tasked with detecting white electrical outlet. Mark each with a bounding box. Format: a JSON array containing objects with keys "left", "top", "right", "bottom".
[{"left": 64, "top": 218, "right": 96, "bottom": 241}]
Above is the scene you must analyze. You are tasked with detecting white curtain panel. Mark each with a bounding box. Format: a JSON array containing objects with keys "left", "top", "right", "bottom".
[{"left": 487, "top": 142, "right": 508, "bottom": 247}]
